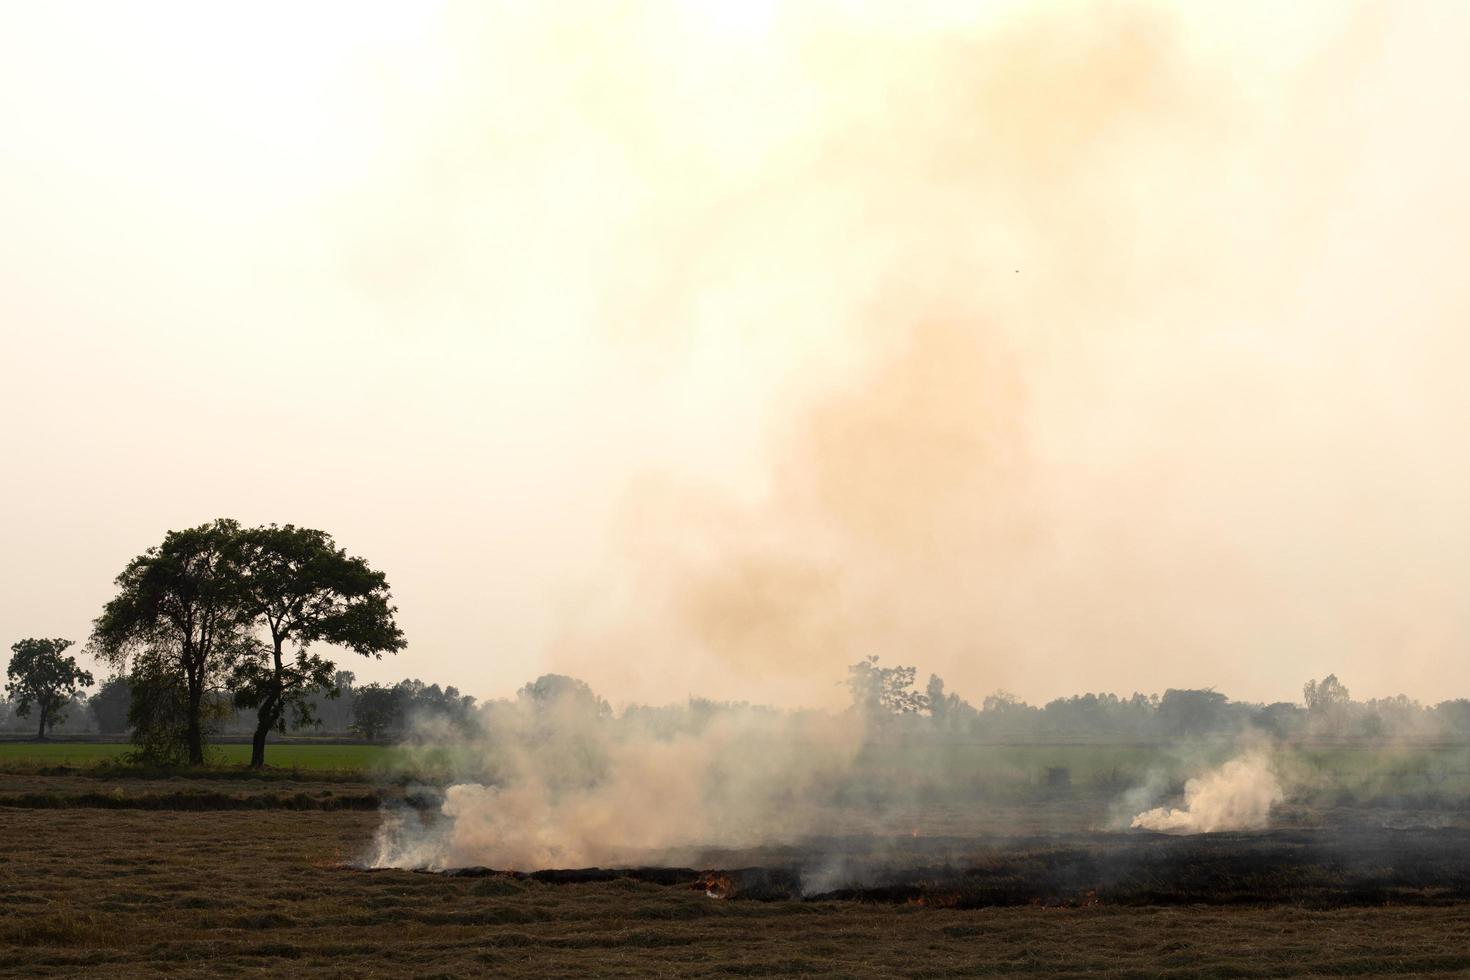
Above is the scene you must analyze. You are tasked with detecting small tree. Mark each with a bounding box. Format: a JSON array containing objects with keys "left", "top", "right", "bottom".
[
  {"left": 1303, "top": 674, "right": 1350, "bottom": 712},
  {"left": 1157, "top": 688, "right": 1231, "bottom": 737},
  {"left": 5, "top": 638, "right": 93, "bottom": 739},
  {"left": 1303, "top": 673, "right": 1353, "bottom": 736},
  {"left": 229, "top": 524, "right": 405, "bottom": 767},
  {"left": 982, "top": 690, "right": 1023, "bottom": 713},
  {"left": 350, "top": 683, "right": 400, "bottom": 740},
  {"left": 398, "top": 680, "right": 477, "bottom": 733},
  {"left": 518, "top": 674, "right": 611, "bottom": 717},
  {"left": 847, "top": 656, "right": 926, "bottom": 725},
  {"left": 926, "top": 674, "right": 966, "bottom": 732},
  {"left": 89, "top": 674, "right": 134, "bottom": 734}
]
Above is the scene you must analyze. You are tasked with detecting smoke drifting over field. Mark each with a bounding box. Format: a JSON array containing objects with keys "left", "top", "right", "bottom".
[
  {"left": 371, "top": 697, "right": 864, "bottom": 870},
  {"left": 358, "top": 1, "right": 1470, "bottom": 867},
  {"left": 369, "top": 687, "right": 1310, "bottom": 873}
]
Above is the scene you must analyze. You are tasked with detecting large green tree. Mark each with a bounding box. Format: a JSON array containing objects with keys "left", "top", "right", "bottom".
[
  {"left": 230, "top": 524, "right": 405, "bottom": 767},
  {"left": 5, "top": 637, "right": 93, "bottom": 739},
  {"left": 90, "top": 519, "right": 251, "bottom": 765}
]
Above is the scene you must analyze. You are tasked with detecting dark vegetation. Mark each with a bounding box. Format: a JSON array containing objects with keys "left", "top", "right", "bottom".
[
  {"left": 88, "top": 518, "right": 404, "bottom": 766},
  {"left": 3, "top": 638, "right": 91, "bottom": 740},
  {"left": 9, "top": 663, "right": 1458, "bottom": 745}
]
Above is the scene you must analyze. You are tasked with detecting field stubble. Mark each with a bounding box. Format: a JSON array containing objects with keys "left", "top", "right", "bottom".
[
  {"left": 9, "top": 744, "right": 1470, "bottom": 975},
  {"left": 3, "top": 807, "right": 1470, "bottom": 975}
]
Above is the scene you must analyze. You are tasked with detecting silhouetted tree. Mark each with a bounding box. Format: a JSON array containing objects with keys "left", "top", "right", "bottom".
[
  {"left": 90, "top": 520, "right": 251, "bottom": 765},
  {"left": 5, "top": 637, "right": 92, "bottom": 739},
  {"left": 1436, "top": 699, "right": 1470, "bottom": 734},
  {"left": 1157, "top": 688, "right": 1231, "bottom": 736},
  {"left": 982, "top": 690, "right": 1023, "bottom": 713},
  {"left": 89, "top": 674, "right": 134, "bottom": 734},
  {"left": 397, "top": 679, "right": 477, "bottom": 732},
  {"left": 228, "top": 524, "right": 405, "bottom": 767},
  {"left": 518, "top": 674, "right": 611, "bottom": 717},
  {"left": 351, "top": 683, "right": 400, "bottom": 740},
  {"left": 1303, "top": 673, "right": 1353, "bottom": 735},
  {"left": 1303, "top": 673, "right": 1350, "bottom": 711},
  {"left": 847, "top": 657, "right": 926, "bottom": 724},
  {"left": 926, "top": 674, "right": 971, "bottom": 732},
  {"left": 302, "top": 670, "right": 358, "bottom": 733},
  {"left": 1252, "top": 701, "right": 1305, "bottom": 739}
]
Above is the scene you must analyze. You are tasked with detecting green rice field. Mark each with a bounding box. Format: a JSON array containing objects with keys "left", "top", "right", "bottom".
[{"left": 0, "top": 741, "right": 391, "bottom": 771}]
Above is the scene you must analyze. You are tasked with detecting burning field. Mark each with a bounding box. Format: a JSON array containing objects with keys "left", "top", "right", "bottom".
[
  {"left": 11, "top": 750, "right": 1470, "bottom": 977},
  {"left": 8, "top": 670, "right": 1470, "bottom": 975},
  {"left": 10, "top": 797, "right": 1470, "bottom": 978},
  {"left": 414, "top": 825, "right": 1470, "bottom": 909}
]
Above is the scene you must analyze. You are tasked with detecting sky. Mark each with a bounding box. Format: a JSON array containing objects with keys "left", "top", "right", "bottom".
[{"left": 2, "top": 1, "right": 1468, "bottom": 709}]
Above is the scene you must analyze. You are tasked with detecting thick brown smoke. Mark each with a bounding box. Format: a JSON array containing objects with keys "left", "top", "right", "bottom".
[{"left": 331, "top": 1, "right": 1470, "bottom": 707}]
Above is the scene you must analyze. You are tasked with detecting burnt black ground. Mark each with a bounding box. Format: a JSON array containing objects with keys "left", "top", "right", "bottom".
[{"left": 417, "top": 826, "right": 1470, "bottom": 908}]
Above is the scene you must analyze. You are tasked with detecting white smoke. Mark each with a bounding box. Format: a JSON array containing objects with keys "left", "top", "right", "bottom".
[
  {"left": 369, "top": 695, "right": 863, "bottom": 870},
  {"left": 1130, "top": 751, "right": 1282, "bottom": 833}
]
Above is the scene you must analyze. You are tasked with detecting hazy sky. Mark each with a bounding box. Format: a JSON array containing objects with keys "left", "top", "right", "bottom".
[{"left": 3, "top": 1, "right": 1468, "bottom": 708}]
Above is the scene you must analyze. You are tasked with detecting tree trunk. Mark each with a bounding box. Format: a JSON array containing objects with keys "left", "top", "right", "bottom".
[
  {"left": 36, "top": 704, "right": 48, "bottom": 741},
  {"left": 250, "top": 694, "right": 279, "bottom": 769},
  {"left": 186, "top": 686, "right": 204, "bottom": 766},
  {"left": 251, "top": 640, "right": 287, "bottom": 769},
  {"left": 250, "top": 720, "right": 268, "bottom": 768}
]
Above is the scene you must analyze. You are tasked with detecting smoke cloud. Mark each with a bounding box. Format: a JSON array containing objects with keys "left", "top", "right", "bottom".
[
  {"left": 487, "top": 0, "right": 1470, "bottom": 708},
  {"left": 370, "top": 692, "right": 864, "bottom": 870},
  {"left": 1131, "top": 750, "right": 1283, "bottom": 834},
  {"left": 4, "top": 3, "right": 1468, "bottom": 706}
]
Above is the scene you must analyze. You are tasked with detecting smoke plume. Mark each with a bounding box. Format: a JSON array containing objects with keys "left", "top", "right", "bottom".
[
  {"left": 502, "top": 0, "right": 1470, "bottom": 708},
  {"left": 1131, "top": 751, "right": 1283, "bottom": 834},
  {"left": 370, "top": 692, "right": 863, "bottom": 870}
]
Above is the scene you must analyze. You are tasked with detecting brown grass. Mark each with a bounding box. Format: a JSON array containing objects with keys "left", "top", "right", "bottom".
[{"left": 6, "top": 806, "right": 1470, "bottom": 976}]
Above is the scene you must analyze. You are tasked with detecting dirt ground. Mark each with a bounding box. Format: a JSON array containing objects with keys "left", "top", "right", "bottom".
[{"left": 7, "top": 806, "right": 1470, "bottom": 977}]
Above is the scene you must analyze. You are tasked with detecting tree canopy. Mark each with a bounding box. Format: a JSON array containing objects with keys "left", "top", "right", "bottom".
[
  {"left": 229, "top": 524, "right": 405, "bottom": 767},
  {"left": 89, "top": 674, "right": 133, "bottom": 734},
  {"left": 90, "top": 519, "right": 249, "bottom": 762},
  {"left": 90, "top": 519, "right": 405, "bottom": 765},
  {"left": 518, "top": 674, "right": 612, "bottom": 717},
  {"left": 847, "top": 656, "right": 927, "bottom": 722},
  {"left": 4, "top": 637, "right": 92, "bottom": 739}
]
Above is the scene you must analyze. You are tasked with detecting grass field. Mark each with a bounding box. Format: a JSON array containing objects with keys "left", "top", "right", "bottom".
[{"left": 0, "top": 741, "right": 392, "bottom": 771}]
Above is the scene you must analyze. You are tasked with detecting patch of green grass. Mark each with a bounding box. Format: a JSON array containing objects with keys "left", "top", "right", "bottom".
[{"left": 0, "top": 741, "right": 392, "bottom": 772}]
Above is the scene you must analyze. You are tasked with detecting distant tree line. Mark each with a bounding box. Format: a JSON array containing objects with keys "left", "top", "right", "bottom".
[
  {"left": 7, "top": 657, "right": 1470, "bottom": 745},
  {"left": 844, "top": 660, "right": 1464, "bottom": 741},
  {"left": 10, "top": 544, "right": 1470, "bottom": 755},
  {"left": 0, "top": 668, "right": 479, "bottom": 742}
]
